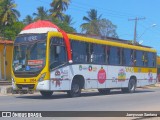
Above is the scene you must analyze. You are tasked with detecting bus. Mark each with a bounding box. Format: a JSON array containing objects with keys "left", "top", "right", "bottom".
[{"left": 12, "top": 20, "right": 157, "bottom": 97}]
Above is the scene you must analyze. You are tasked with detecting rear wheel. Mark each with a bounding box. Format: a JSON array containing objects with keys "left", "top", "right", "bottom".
[
  {"left": 40, "top": 91, "right": 53, "bottom": 97},
  {"left": 67, "top": 82, "right": 81, "bottom": 97},
  {"left": 98, "top": 88, "right": 110, "bottom": 94},
  {"left": 122, "top": 78, "right": 136, "bottom": 93}
]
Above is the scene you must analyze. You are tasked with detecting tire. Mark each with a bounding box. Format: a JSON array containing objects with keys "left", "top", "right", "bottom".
[
  {"left": 122, "top": 78, "right": 136, "bottom": 93},
  {"left": 40, "top": 91, "right": 53, "bottom": 97},
  {"left": 67, "top": 82, "right": 81, "bottom": 97},
  {"left": 128, "top": 78, "right": 136, "bottom": 93},
  {"left": 98, "top": 88, "right": 110, "bottom": 95}
]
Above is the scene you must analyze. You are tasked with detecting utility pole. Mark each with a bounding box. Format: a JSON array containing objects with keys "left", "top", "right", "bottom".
[{"left": 129, "top": 17, "right": 145, "bottom": 44}]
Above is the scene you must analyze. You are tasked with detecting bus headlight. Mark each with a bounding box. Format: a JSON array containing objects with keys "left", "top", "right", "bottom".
[
  {"left": 11, "top": 75, "right": 15, "bottom": 83},
  {"left": 38, "top": 73, "right": 46, "bottom": 82}
]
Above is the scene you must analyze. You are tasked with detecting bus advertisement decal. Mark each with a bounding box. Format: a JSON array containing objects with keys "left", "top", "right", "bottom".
[
  {"left": 79, "top": 65, "right": 88, "bottom": 71},
  {"left": 97, "top": 67, "right": 106, "bottom": 84},
  {"left": 118, "top": 68, "right": 126, "bottom": 81}
]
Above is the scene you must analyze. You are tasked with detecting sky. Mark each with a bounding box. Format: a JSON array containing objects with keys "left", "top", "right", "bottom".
[{"left": 14, "top": 0, "right": 160, "bottom": 54}]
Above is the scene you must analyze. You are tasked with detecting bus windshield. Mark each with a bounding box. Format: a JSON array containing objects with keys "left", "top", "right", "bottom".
[{"left": 13, "top": 34, "right": 47, "bottom": 72}]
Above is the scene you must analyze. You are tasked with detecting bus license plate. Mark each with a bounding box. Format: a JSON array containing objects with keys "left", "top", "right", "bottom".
[{"left": 22, "top": 87, "right": 28, "bottom": 90}]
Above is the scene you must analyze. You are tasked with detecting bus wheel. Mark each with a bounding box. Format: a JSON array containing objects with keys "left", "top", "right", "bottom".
[
  {"left": 40, "top": 91, "right": 53, "bottom": 97},
  {"left": 122, "top": 78, "right": 136, "bottom": 93},
  {"left": 128, "top": 78, "right": 136, "bottom": 93},
  {"left": 98, "top": 88, "right": 110, "bottom": 95},
  {"left": 67, "top": 82, "right": 81, "bottom": 97}
]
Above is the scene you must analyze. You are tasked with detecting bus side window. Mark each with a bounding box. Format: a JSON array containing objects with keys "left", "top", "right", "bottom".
[
  {"left": 92, "top": 44, "right": 105, "bottom": 64},
  {"left": 105, "top": 46, "right": 110, "bottom": 64},
  {"left": 147, "top": 52, "right": 156, "bottom": 67},
  {"left": 131, "top": 50, "right": 136, "bottom": 66},
  {"left": 86, "top": 43, "right": 93, "bottom": 63},
  {"left": 152, "top": 53, "right": 156, "bottom": 67},
  {"left": 71, "top": 40, "right": 87, "bottom": 63},
  {"left": 142, "top": 52, "right": 148, "bottom": 67},
  {"left": 135, "top": 50, "right": 144, "bottom": 67},
  {"left": 109, "top": 46, "right": 120, "bottom": 65},
  {"left": 122, "top": 48, "right": 132, "bottom": 66}
]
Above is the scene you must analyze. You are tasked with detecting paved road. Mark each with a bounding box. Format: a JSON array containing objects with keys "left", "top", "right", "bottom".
[
  {"left": 0, "top": 88, "right": 160, "bottom": 120},
  {"left": 0, "top": 88, "right": 160, "bottom": 111}
]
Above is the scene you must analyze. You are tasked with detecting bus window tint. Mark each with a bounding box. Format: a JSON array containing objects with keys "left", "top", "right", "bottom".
[
  {"left": 109, "top": 47, "right": 120, "bottom": 65},
  {"left": 122, "top": 49, "right": 132, "bottom": 66},
  {"left": 50, "top": 37, "right": 67, "bottom": 69},
  {"left": 142, "top": 52, "right": 148, "bottom": 67},
  {"left": 71, "top": 40, "right": 87, "bottom": 63},
  {"left": 147, "top": 52, "right": 156, "bottom": 67},
  {"left": 92, "top": 44, "right": 105, "bottom": 64},
  {"left": 135, "top": 51, "right": 143, "bottom": 67}
]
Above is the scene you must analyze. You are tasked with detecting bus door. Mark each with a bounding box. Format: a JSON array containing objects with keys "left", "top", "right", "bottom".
[{"left": 49, "top": 37, "right": 69, "bottom": 90}]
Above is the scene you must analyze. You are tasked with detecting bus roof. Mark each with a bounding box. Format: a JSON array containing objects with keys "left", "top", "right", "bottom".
[{"left": 49, "top": 32, "right": 157, "bottom": 53}]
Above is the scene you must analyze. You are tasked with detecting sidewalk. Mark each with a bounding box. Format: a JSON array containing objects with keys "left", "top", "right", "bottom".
[
  {"left": 0, "top": 81, "right": 12, "bottom": 94},
  {"left": 0, "top": 85, "right": 12, "bottom": 94}
]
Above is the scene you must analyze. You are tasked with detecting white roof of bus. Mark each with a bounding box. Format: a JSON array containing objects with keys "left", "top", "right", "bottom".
[{"left": 19, "top": 20, "right": 58, "bottom": 34}]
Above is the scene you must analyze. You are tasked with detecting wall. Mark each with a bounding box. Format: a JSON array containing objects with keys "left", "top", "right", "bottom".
[{"left": 0, "top": 40, "right": 13, "bottom": 81}]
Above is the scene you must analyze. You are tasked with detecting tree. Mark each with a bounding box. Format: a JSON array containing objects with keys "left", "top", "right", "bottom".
[
  {"left": 80, "top": 9, "right": 102, "bottom": 35},
  {"left": 0, "top": 0, "right": 20, "bottom": 26},
  {"left": 23, "top": 15, "right": 34, "bottom": 25},
  {"left": 0, "top": 0, "right": 20, "bottom": 39},
  {"left": 64, "top": 15, "right": 74, "bottom": 25},
  {"left": 50, "top": 0, "right": 71, "bottom": 20},
  {"left": 3, "top": 21, "right": 24, "bottom": 40},
  {"left": 51, "top": 17, "right": 76, "bottom": 33},
  {"left": 33, "top": 6, "right": 49, "bottom": 20},
  {"left": 99, "top": 19, "right": 118, "bottom": 38},
  {"left": 81, "top": 9, "right": 118, "bottom": 38}
]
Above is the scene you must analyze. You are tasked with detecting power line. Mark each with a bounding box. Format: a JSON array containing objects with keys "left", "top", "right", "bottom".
[{"left": 128, "top": 17, "right": 145, "bottom": 44}]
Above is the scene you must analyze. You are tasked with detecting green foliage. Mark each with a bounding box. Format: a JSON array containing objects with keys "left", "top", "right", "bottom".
[
  {"left": 81, "top": 9, "right": 102, "bottom": 35},
  {"left": 50, "top": 0, "right": 71, "bottom": 20},
  {"left": 33, "top": 6, "right": 49, "bottom": 21},
  {"left": 51, "top": 18, "right": 76, "bottom": 33},
  {"left": 0, "top": 0, "right": 119, "bottom": 40},
  {"left": 99, "top": 19, "right": 118, "bottom": 38},
  {"left": 0, "top": 0, "right": 20, "bottom": 25},
  {"left": 23, "top": 15, "right": 34, "bottom": 25},
  {"left": 3, "top": 22, "right": 25, "bottom": 40},
  {"left": 81, "top": 9, "right": 118, "bottom": 38}
]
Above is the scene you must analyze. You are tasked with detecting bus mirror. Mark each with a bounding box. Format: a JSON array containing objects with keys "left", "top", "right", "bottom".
[{"left": 56, "top": 46, "right": 61, "bottom": 54}]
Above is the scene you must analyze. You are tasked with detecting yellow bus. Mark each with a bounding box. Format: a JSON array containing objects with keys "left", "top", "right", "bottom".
[{"left": 12, "top": 20, "right": 157, "bottom": 97}]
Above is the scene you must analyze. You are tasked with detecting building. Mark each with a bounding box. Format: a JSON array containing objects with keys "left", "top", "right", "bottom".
[{"left": 0, "top": 40, "right": 13, "bottom": 81}]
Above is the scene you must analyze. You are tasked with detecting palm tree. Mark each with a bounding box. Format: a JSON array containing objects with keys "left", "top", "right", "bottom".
[
  {"left": 50, "top": 0, "right": 71, "bottom": 20},
  {"left": 33, "top": 6, "right": 49, "bottom": 20},
  {"left": 0, "top": 0, "right": 20, "bottom": 26},
  {"left": 23, "top": 15, "right": 34, "bottom": 25},
  {"left": 63, "top": 15, "right": 74, "bottom": 25},
  {"left": 81, "top": 9, "right": 102, "bottom": 35}
]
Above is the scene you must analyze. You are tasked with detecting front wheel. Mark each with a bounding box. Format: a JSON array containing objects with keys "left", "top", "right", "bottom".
[
  {"left": 40, "top": 91, "right": 53, "bottom": 97},
  {"left": 67, "top": 82, "right": 81, "bottom": 97}
]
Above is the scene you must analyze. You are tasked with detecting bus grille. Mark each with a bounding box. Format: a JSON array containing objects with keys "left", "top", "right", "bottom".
[{"left": 16, "top": 84, "right": 35, "bottom": 90}]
